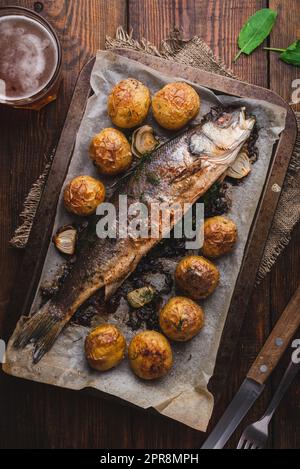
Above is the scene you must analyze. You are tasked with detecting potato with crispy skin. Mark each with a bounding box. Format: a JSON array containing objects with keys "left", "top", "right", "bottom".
[
  {"left": 175, "top": 255, "right": 220, "bottom": 300},
  {"left": 202, "top": 216, "right": 238, "bottom": 258},
  {"left": 63, "top": 175, "right": 105, "bottom": 216},
  {"left": 108, "top": 78, "right": 151, "bottom": 129},
  {"left": 89, "top": 128, "right": 132, "bottom": 176},
  {"left": 159, "top": 296, "right": 204, "bottom": 342},
  {"left": 128, "top": 330, "right": 173, "bottom": 380},
  {"left": 85, "top": 324, "right": 126, "bottom": 371},
  {"left": 152, "top": 82, "right": 200, "bottom": 130}
]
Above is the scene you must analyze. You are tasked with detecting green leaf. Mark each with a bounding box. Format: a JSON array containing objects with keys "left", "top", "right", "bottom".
[
  {"left": 280, "top": 40, "right": 300, "bottom": 66},
  {"left": 265, "top": 40, "right": 300, "bottom": 67},
  {"left": 234, "top": 9, "right": 278, "bottom": 62}
]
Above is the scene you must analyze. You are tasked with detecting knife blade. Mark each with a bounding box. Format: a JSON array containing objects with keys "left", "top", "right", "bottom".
[
  {"left": 201, "top": 378, "right": 264, "bottom": 449},
  {"left": 201, "top": 284, "right": 300, "bottom": 450}
]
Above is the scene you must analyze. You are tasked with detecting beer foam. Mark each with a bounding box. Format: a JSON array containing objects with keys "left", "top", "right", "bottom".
[{"left": 0, "top": 16, "right": 58, "bottom": 100}]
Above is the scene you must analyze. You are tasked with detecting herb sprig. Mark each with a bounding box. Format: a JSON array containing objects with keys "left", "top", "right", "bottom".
[{"left": 265, "top": 40, "right": 300, "bottom": 67}]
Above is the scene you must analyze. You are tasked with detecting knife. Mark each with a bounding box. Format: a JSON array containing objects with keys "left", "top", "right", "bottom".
[{"left": 202, "top": 283, "right": 300, "bottom": 449}]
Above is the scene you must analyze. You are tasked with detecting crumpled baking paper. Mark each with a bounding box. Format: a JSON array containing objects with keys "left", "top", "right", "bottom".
[{"left": 3, "top": 51, "right": 287, "bottom": 432}]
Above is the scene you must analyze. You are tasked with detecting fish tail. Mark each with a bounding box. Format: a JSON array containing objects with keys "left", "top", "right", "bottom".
[{"left": 13, "top": 301, "right": 68, "bottom": 364}]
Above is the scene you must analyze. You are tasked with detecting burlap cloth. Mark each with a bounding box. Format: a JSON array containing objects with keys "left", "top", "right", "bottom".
[{"left": 10, "top": 28, "right": 300, "bottom": 282}]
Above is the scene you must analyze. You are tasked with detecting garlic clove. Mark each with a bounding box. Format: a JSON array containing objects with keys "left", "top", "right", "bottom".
[
  {"left": 227, "top": 149, "right": 252, "bottom": 179},
  {"left": 53, "top": 225, "right": 77, "bottom": 256},
  {"left": 131, "top": 125, "right": 159, "bottom": 158},
  {"left": 127, "top": 286, "right": 156, "bottom": 309}
]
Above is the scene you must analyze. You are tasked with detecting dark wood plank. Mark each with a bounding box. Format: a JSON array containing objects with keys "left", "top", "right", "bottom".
[
  {"left": 215, "top": 278, "right": 273, "bottom": 448},
  {"left": 192, "top": 0, "right": 270, "bottom": 87},
  {"left": 129, "top": 0, "right": 198, "bottom": 43},
  {"left": 129, "top": 0, "right": 269, "bottom": 86},
  {"left": 269, "top": 226, "right": 300, "bottom": 450},
  {"left": 269, "top": 0, "right": 300, "bottom": 450},
  {"left": 0, "top": 0, "right": 127, "bottom": 449},
  {"left": 269, "top": 0, "right": 300, "bottom": 113}
]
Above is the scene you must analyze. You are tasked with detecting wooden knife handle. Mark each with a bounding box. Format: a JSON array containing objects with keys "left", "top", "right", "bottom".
[{"left": 247, "top": 285, "right": 300, "bottom": 385}]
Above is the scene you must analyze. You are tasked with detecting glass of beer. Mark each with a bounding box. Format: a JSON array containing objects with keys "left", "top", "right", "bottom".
[{"left": 0, "top": 6, "right": 62, "bottom": 110}]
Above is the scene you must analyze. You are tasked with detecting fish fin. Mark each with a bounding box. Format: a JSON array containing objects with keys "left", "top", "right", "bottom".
[{"left": 13, "top": 301, "right": 68, "bottom": 364}]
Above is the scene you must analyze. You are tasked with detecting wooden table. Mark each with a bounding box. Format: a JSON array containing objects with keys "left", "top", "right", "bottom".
[{"left": 0, "top": 0, "right": 299, "bottom": 450}]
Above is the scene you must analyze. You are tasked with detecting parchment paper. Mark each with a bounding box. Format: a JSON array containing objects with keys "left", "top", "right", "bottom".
[{"left": 3, "top": 51, "right": 287, "bottom": 432}]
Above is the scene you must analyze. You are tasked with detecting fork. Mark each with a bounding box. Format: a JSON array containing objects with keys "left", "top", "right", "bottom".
[{"left": 237, "top": 356, "right": 300, "bottom": 449}]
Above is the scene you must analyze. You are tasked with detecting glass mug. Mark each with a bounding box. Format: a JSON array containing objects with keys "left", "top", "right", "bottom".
[{"left": 0, "top": 6, "right": 62, "bottom": 110}]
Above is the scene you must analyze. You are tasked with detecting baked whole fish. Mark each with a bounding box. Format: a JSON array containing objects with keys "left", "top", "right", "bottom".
[{"left": 14, "top": 107, "right": 255, "bottom": 363}]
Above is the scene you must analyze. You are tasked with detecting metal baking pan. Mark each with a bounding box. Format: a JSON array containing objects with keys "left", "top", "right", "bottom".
[{"left": 4, "top": 50, "right": 297, "bottom": 405}]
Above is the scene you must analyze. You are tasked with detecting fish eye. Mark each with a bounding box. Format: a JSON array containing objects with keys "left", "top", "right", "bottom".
[{"left": 216, "top": 113, "right": 232, "bottom": 128}]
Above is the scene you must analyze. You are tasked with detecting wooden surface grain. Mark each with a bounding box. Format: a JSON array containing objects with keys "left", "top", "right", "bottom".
[
  {"left": 247, "top": 285, "right": 300, "bottom": 385},
  {"left": 0, "top": 0, "right": 299, "bottom": 449}
]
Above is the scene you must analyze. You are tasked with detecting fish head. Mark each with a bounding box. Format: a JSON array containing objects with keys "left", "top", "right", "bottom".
[
  {"left": 190, "top": 108, "right": 256, "bottom": 159},
  {"left": 203, "top": 107, "right": 256, "bottom": 150}
]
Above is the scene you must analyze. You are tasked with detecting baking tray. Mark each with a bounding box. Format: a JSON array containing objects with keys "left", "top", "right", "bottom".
[{"left": 4, "top": 49, "right": 297, "bottom": 406}]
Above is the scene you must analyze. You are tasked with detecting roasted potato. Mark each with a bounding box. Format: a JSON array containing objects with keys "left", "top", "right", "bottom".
[
  {"left": 159, "top": 296, "right": 204, "bottom": 342},
  {"left": 63, "top": 175, "right": 105, "bottom": 216},
  {"left": 152, "top": 82, "right": 200, "bottom": 130},
  {"left": 89, "top": 128, "right": 132, "bottom": 176},
  {"left": 175, "top": 255, "right": 220, "bottom": 300},
  {"left": 202, "top": 216, "right": 238, "bottom": 258},
  {"left": 107, "top": 78, "right": 151, "bottom": 129},
  {"left": 85, "top": 324, "right": 126, "bottom": 371},
  {"left": 128, "top": 330, "right": 173, "bottom": 380}
]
